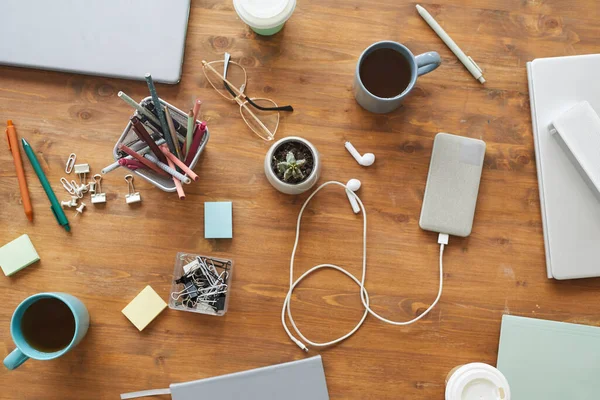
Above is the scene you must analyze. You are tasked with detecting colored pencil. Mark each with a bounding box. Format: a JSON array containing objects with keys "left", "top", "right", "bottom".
[
  {"left": 185, "top": 109, "right": 194, "bottom": 156},
  {"left": 144, "top": 73, "right": 177, "bottom": 155},
  {"left": 118, "top": 144, "right": 169, "bottom": 176},
  {"left": 164, "top": 106, "right": 184, "bottom": 161}
]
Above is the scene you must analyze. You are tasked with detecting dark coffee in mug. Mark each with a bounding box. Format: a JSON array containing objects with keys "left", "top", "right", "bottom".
[
  {"left": 20, "top": 297, "right": 76, "bottom": 352},
  {"left": 359, "top": 48, "right": 412, "bottom": 98}
]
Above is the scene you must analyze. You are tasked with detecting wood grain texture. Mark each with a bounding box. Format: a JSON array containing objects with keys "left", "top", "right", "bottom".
[{"left": 1, "top": 0, "right": 600, "bottom": 398}]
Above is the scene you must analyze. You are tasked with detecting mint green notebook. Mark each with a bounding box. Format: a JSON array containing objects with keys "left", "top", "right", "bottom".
[{"left": 497, "top": 315, "right": 600, "bottom": 399}]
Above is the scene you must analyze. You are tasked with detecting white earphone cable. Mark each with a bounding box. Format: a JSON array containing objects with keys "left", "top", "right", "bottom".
[{"left": 281, "top": 181, "right": 448, "bottom": 351}]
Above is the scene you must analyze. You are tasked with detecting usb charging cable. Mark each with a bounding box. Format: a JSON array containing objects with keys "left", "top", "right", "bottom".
[{"left": 281, "top": 181, "right": 449, "bottom": 351}]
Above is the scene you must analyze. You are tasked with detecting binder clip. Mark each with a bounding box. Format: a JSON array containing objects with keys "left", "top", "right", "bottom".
[
  {"left": 125, "top": 175, "right": 141, "bottom": 204},
  {"left": 65, "top": 153, "right": 77, "bottom": 174},
  {"left": 90, "top": 174, "right": 106, "bottom": 204},
  {"left": 74, "top": 163, "right": 90, "bottom": 184}
]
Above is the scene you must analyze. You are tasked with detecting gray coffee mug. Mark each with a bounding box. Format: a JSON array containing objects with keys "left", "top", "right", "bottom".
[{"left": 353, "top": 41, "right": 441, "bottom": 114}]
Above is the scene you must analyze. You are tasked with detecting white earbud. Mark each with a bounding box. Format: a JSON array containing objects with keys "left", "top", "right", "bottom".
[
  {"left": 345, "top": 142, "right": 375, "bottom": 166},
  {"left": 346, "top": 179, "right": 361, "bottom": 214}
]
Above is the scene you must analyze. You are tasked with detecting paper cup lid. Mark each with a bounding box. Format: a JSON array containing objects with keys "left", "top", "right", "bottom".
[
  {"left": 233, "top": 0, "right": 296, "bottom": 29},
  {"left": 445, "top": 363, "right": 511, "bottom": 400}
]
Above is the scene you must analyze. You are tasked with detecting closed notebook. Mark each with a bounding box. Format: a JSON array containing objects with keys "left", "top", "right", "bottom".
[
  {"left": 121, "top": 355, "right": 329, "bottom": 400},
  {"left": 527, "top": 54, "right": 600, "bottom": 279},
  {"left": 497, "top": 315, "right": 600, "bottom": 399}
]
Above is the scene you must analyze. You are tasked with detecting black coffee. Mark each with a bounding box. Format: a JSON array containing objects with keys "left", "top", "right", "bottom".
[
  {"left": 21, "top": 298, "right": 76, "bottom": 352},
  {"left": 359, "top": 48, "right": 412, "bottom": 98}
]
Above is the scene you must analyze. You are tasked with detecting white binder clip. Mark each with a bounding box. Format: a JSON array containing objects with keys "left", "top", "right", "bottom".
[
  {"left": 91, "top": 174, "right": 106, "bottom": 204},
  {"left": 125, "top": 175, "right": 141, "bottom": 204},
  {"left": 74, "top": 163, "right": 90, "bottom": 184}
]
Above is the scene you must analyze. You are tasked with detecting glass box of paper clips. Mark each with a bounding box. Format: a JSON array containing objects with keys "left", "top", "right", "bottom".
[{"left": 169, "top": 252, "right": 233, "bottom": 316}]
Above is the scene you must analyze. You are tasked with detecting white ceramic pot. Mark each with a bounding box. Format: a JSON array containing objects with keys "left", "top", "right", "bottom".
[{"left": 264, "top": 137, "right": 320, "bottom": 195}]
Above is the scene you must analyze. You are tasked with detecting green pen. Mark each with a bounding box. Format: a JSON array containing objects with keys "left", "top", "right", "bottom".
[{"left": 21, "top": 138, "right": 71, "bottom": 232}]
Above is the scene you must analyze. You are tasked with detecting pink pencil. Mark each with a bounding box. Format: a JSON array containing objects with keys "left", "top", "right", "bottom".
[
  {"left": 192, "top": 99, "right": 202, "bottom": 124},
  {"left": 159, "top": 145, "right": 199, "bottom": 181},
  {"left": 165, "top": 154, "right": 185, "bottom": 200}
]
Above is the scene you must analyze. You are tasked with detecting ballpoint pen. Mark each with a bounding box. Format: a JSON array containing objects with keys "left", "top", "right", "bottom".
[
  {"left": 21, "top": 138, "right": 70, "bottom": 232},
  {"left": 6, "top": 120, "right": 33, "bottom": 221},
  {"left": 416, "top": 4, "right": 485, "bottom": 84}
]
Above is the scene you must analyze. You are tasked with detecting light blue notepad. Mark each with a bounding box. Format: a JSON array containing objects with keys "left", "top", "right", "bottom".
[
  {"left": 204, "top": 202, "right": 232, "bottom": 239},
  {"left": 0, "top": 234, "right": 40, "bottom": 276},
  {"left": 497, "top": 315, "right": 600, "bottom": 399}
]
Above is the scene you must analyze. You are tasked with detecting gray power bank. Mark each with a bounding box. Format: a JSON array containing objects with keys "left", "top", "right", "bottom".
[{"left": 419, "top": 133, "right": 486, "bottom": 237}]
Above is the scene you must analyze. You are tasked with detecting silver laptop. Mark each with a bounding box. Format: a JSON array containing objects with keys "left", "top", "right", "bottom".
[{"left": 0, "top": 0, "right": 190, "bottom": 84}]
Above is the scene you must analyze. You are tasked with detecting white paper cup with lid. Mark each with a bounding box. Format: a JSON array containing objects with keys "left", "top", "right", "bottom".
[
  {"left": 445, "top": 363, "right": 511, "bottom": 400},
  {"left": 233, "top": 0, "right": 297, "bottom": 36}
]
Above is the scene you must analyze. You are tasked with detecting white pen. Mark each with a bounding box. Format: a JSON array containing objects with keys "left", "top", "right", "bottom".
[{"left": 416, "top": 4, "right": 485, "bottom": 84}]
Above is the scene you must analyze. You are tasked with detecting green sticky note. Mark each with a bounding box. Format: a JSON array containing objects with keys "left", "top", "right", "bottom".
[
  {"left": 0, "top": 234, "right": 40, "bottom": 276},
  {"left": 205, "top": 202, "right": 233, "bottom": 239}
]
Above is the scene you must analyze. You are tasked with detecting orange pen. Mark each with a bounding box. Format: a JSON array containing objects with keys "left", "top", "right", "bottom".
[{"left": 6, "top": 120, "right": 33, "bottom": 221}]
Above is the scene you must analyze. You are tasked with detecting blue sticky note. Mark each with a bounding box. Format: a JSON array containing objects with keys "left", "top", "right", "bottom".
[{"left": 205, "top": 202, "right": 232, "bottom": 239}]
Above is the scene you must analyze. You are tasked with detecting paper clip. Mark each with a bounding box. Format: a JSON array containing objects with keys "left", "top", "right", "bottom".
[
  {"left": 60, "top": 177, "right": 76, "bottom": 195},
  {"left": 125, "top": 175, "right": 141, "bottom": 204},
  {"left": 71, "top": 179, "right": 86, "bottom": 198},
  {"left": 91, "top": 174, "right": 106, "bottom": 204},
  {"left": 65, "top": 153, "right": 77, "bottom": 174}
]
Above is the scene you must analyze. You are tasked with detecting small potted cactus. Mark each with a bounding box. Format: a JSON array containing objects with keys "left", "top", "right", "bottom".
[{"left": 264, "top": 136, "right": 321, "bottom": 195}]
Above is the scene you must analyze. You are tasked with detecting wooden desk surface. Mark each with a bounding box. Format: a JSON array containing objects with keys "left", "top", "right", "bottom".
[{"left": 2, "top": 1, "right": 600, "bottom": 398}]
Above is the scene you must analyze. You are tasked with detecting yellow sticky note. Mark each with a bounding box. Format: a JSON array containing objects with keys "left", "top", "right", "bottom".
[{"left": 122, "top": 285, "right": 167, "bottom": 331}]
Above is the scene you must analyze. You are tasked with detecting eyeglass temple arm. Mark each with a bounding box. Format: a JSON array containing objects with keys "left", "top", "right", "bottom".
[
  {"left": 220, "top": 55, "right": 293, "bottom": 112},
  {"left": 222, "top": 82, "right": 293, "bottom": 112}
]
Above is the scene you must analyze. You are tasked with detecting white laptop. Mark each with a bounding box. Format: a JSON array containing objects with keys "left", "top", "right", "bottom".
[{"left": 0, "top": 0, "right": 191, "bottom": 84}]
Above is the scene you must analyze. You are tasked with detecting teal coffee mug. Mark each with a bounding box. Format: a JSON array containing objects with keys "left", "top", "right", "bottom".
[
  {"left": 4, "top": 292, "right": 90, "bottom": 370},
  {"left": 353, "top": 41, "right": 441, "bottom": 113}
]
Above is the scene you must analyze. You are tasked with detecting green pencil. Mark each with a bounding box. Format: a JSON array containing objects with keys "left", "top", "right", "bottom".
[
  {"left": 21, "top": 138, "right": 70, "bottom": 232},
  {"left": 118, "top": 91, "right": 160, "bottom": 125},
  {"left": 144, "top": 73, "right": 177, "bottom": 156},
  {"left": 186, "top": 109, "right": 194, "bottom": 156}
]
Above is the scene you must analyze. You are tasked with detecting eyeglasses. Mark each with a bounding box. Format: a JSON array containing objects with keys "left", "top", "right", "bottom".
[{"left": 202, "top": 53, "right": 293, "bottom": 141}]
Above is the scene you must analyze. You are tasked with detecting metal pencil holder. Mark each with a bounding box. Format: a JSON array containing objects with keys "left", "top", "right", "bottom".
[
  {"left": 112, "top": 96, "right": 209, "bottom": 192},
  {"left": 169, "top": 252, "right": 233, "bottom": 316}
]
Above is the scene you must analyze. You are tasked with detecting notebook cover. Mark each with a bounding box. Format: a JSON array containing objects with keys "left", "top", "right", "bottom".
[
  {"left": 170, "top": 356, "right": 329, "bottom": 400},
  {"left": 497, "top": 315, "right": 600, "bottom": 399},
  {"left": 527, "top": 54, "right": 600, "bottom": 279}
]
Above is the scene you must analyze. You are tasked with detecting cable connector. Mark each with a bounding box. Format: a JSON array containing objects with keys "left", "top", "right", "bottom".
[
  {"left": 438, "top": 233, "right": 449, "bottom": 245},
  {"left": 295, "top": 340, "right": 308, "bottom": 352}
]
